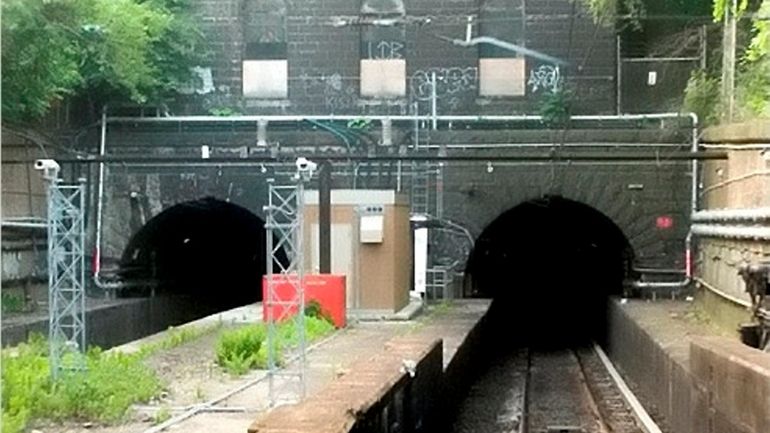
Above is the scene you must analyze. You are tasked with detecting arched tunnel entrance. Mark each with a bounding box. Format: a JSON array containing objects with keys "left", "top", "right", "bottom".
[
  {"left": 465, "top": 196, "right": 633, "bottom": 348},
  {"left": 119, "top": 197, "right": 270, "bottom": 310}
]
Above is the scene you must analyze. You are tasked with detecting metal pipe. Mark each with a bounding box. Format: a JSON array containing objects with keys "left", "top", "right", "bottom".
[
  {"left": 105, "top": 112, "right": 695, "bottom": 124},
  {"left": 5, "top": 151, "right": 726, "bottom": 165},
  {"left": 94, "top": 107, "right": 107, "bottom": 287},
  {"left": 692, "top": 207, "right": 770, "bottom": 222},
  {"left": 630, "top": 232, "right": 692, "bottom": 289},
  {"left": 701, "top": 143, "right": 770, "bottom": 150},
  {"left": 621, "top": 56, "right": 702, "bottom": 63},
  {"left": 633, "top": 267, "right": 686, "bottom": 275},
  {"left": 689, "top": 112, "right": 699, "bottom": 217},
  {"left": 93, "top": 108, "right": 126, "bottom": 291},
  {"left": 616, "top": 35, "right": 622, "bottom": 115},
  {"left": 631, "top": 280, "right": 691, "bottom": 289},
  {"left": 396, "top": 160, "right": 402, "bottom": 192},
  {"left": 431, "top": 72, "right": 437, "bottom": 130},
  {"left": 417, "top": 142, "right": 691, "bottom": 149},
  {"left": 692, "top": 224, "right": 770, "bottom": 240},
  {"left": 1, "top": 221, "right": 48, "bottom": 229}
]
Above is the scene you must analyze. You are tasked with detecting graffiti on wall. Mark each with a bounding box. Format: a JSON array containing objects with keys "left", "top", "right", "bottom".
[
  {"left": 299, "top": 70, "right": 357, "bottom": 111},
  {"left": 364, "top": 40, "right": 404, "bottom": 60},
  {"left": 411, "top": 67, "right": 479, "bottom": 100},
  {"left": 528, "top": 65, "right": 562, "bottom": 93}
]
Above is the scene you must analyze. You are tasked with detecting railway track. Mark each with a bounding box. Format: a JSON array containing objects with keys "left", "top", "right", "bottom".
[{"left": 452, "top": 344, "right": 660, "bottom": 433}]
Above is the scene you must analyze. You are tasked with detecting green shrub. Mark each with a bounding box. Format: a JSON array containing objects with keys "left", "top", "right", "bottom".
[
  {"left": 215, "top": 325, "right": 266, "bottom": 375},
  {"left": 682, "top": 70, "right": 721, "bottom": 125},
  {"left": 1, "top": 292, "right": 25, "bottom": 313},
  {"left": 304, "top": 299, "right": 334, "bottom": 325},
  {"left": 735, "top": 59, "right": 770, "bottom": 118},
  {"left": 1, "top": 334, "right": 162, "bottom": 433},
  {"left": 214, "top": 315, "right": 335, "bottom": 376},
  {"left": 538, "top": 88, "right": 574, "bottom": 128}
]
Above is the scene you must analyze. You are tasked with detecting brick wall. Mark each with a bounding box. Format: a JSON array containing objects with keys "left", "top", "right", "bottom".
[{"left": 181, "top": 0, "right": 616, "bottom": 115}]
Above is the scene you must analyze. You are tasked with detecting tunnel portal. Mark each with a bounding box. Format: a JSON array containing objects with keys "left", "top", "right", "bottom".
[
  {"left": 465, "top": 195, "right": 634, "bottom": 346},
  {"left": 119, "top": 197, "right": 269, "bottom": 308}
]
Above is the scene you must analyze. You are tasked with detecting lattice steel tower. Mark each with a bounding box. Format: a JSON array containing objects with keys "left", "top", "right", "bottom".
[
  {"left": 36, "top": 159, "right": 87, "bottom": 379},
  {"left": 263, "top": 158, "right": 316, "bottom": 406}
]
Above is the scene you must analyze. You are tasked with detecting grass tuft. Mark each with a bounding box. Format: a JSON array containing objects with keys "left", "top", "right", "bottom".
[
  {"left": 215, "top": 315, "right": 335, "bottom": 376},
  {"left": 1, "top": 334, "right": 162, "bottom": 433}
]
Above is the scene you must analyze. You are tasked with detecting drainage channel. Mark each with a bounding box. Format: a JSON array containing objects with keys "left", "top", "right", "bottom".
[{"left": 451, "top": 344, "right": 661, "bottom": 433}]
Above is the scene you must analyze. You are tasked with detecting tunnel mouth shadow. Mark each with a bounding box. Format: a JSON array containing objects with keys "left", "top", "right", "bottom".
[
  {"left": 465, "top": 195, "right": 634, "bottom": 349},
  {"left": 118, "top": 197, "right": 270, "bottom": 311}
]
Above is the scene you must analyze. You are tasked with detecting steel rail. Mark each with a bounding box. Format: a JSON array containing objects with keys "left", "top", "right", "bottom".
[{"left": 592, "top": 343, "right": 663, "bottom": 433}]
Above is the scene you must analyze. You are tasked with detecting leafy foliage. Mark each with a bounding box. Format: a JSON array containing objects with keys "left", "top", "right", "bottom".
[
  {"left": 736, "top": 0, "right": 770, "bottom": 117},
  {"left": 712, "top": 0, "right": 750, "bottom": 21},
  {"left": 1, "top": 334, "right": 162, "bottom": 433},
  {"left": 304, "top": 299, "right": 334, "bottom": 325},
  {"left": 1, "top": 0, "right": 205, "bottom": 123},
  {"left": 215, "top": 316, "right": 335, "bottom": 376},
  {"left": 682, "top": 70, "right": 721, "bottom": 124},
  {"left": 215, "top": 324, "right": 267, "bottom": 375},
  {"left": 538, "top": 88, "right": 574, "bottom": 128},
  {"left": 580, "top": 0, "right": 646, "bottom": 29},
  {"left": 698, "top": 0, "right": 770, "bottom": 121},
  {"left": 1, "top": 292, "right": 26, "bottom": 313}
]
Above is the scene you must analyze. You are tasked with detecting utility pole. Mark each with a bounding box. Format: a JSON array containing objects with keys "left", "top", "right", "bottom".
[
  {"left": 318, "top": 160, "right": 332, "bottom": 274},
  {"left": 721, "top": 0, "right": 737, "bottom": 122}
]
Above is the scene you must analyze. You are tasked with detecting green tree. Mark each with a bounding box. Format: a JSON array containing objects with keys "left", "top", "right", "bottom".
[
  {"left": 580, "top": 0, "right": 646, "bottom": 29},
  {"left": 1, "top": 0, "right": 206, "bottom": 124}
]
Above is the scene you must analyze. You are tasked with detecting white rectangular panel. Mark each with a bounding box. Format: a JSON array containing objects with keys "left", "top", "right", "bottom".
[{"left": 242, "top": 60, "right": 288, "bottom": 98}]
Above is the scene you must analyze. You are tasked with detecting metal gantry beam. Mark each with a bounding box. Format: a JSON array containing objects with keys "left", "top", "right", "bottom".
[{"left": 36, "top": 160, "right": 87, "bottom": 379}]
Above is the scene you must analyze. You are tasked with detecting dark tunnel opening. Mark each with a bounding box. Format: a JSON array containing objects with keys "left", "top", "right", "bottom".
[
  {"left": 119, "top": 197, "right": 272, "bottom": 310},
  {"left": 465, "top": 195, "right": 633, "bottom": 349}
]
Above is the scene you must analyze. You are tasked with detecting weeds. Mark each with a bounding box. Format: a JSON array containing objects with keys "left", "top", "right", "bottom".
[
  {"left": 1, "top": 334, "right": 162, "bottom": 433},
  {"left": 153, "top": 406, "right": 171, "bottom": 425},
  {"left": 215, "top": 315, "right": 335, "bottom": 376},
  {"left": 1, "top": 292, "right": 26, "bottom": 313},
  {"left": 139, "top": 322, "right": 222, "bottom": 357},
  {"left": 215, "top": 325, "right": 266, "bottom": 375}
]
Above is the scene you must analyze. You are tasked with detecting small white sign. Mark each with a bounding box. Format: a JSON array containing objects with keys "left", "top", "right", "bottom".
[
  {"left": 201, "top": 145, "right": 210, "bottom": 159},
  {"left": 647, "top": 71, "right": 658, "bottom": 86},
  {"left": 360, "top": 215, "right": 383, "bottom": 243}
]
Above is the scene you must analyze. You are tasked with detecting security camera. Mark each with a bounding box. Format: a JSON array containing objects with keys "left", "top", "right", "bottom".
[
  {"left": 34, "top": 159, "right": 60, "bottom": 171},
  {"left": 34, "top": 159, "right": 60, "bottom": 180},
  {"left": 295, "top": 157, "right": 317, "bottom": 173}
]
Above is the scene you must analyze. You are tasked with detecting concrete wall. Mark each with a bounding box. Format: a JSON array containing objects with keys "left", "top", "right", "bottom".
[
  {"left": 607, "top": 299, "right": 770, "bottom": 433},
  {"left": 249, "top": 337, "right": 444, "bottom": 433},
  {"left": 697, "top": 120, "right": 770, "bottom": 324},
  {"left": 690, "top": 336, "right": 770, "bottom": 433},
  {"left": 2, "top": 131, "right": 50, "bottom": 292},
  {"left": 2, "top": 296, "right": 224, "bottom": 348},
  {"left": 248, "top": 300, "right": 490, "bottom": 433}
]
